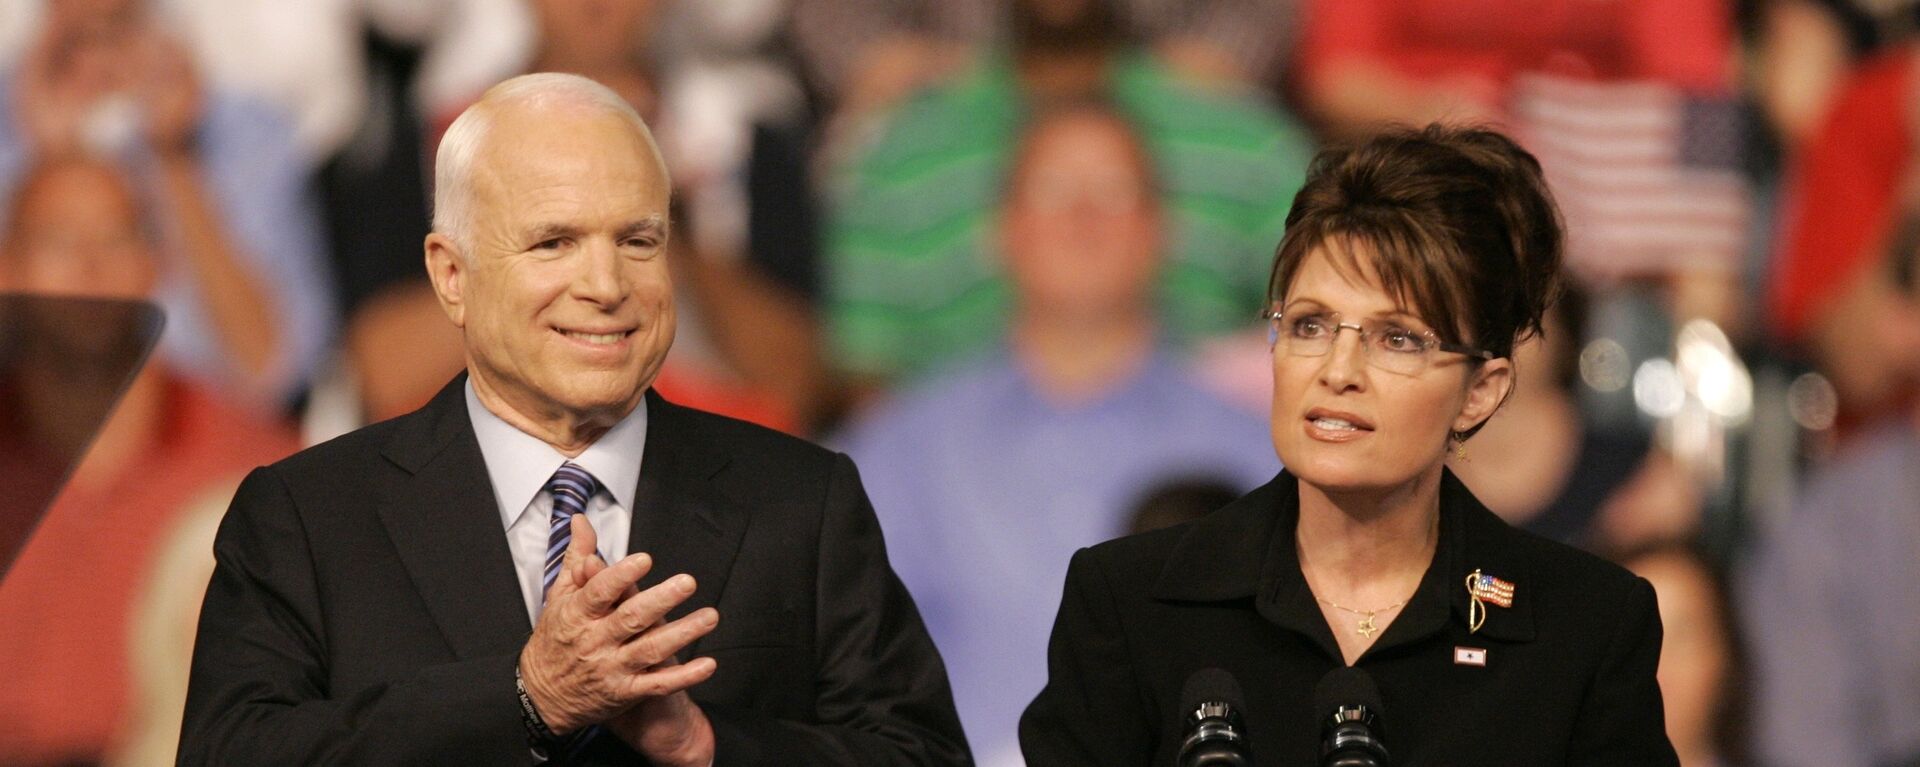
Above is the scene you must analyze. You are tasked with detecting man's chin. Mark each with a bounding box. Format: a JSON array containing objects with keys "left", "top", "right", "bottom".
[
  {"left": 476, "top": 366, "right": 650, "bottom": 424},
  {"left": 550, "top": 383, "right": 648, "bottom": 418}
]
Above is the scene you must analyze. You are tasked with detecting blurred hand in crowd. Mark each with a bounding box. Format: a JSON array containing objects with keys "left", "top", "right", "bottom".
[
  {"left": 6, "top": 1, "right": 297, "bottom": 400},
  {"left": 133, "top": 30, "right": 202, "bottom": 154},
  {"left": 13, "top": 5, "right": 204, "bottom": 158}
]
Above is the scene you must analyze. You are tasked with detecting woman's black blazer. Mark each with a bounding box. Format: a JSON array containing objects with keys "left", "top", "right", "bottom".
[{"left": 1019, "top": 469, "right": 1678, "bottom": 766}]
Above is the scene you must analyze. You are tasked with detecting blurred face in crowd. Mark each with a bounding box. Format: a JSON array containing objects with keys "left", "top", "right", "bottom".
[
  {"left": 0, "top": 161, "right": 159, "bottom": 371},
  {"left": 999, "top": 110, "right": 1163, "bottom": 320},
  {"left": 425, "top": 100, "right": 675, "bottom": 432},
  {"left": 0, "top": 160, "right": 156, "bottom": 300},
  {"left": 1628, "top": 550, "right": 1730, "bottom": 762},
  {"left": 33, "top": 42, "right": 129, "bottom": 123},
  {"left": 41, "top": 0, "right": 147, "bottom": 84},
  {"left": 1809, "top": 261, "right": 1920, "bottom": 421},
  {"left": 533, "top": 0, "right": 660, "bottom": 64},
  {"left": 1269, "top": 242, "right": 1509, "bottom": 494},
  {"left": 46, "top": 0, "right": 142, "bottom": 36}
]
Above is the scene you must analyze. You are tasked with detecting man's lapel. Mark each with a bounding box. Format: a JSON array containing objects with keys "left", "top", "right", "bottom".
[
  {"left": 376, "top": 375, "right": 533, "bottom": 658},
  {"left": 626, "top": 390, "right": 748, "bottom": 643}
]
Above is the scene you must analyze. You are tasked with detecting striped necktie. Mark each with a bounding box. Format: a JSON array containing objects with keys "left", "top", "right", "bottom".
[
  {"left": 542, "top": 462, "right": 601, "bottom": 608},
  {"left": 540, "top": 462, "right": 607, "bottom": 756}
]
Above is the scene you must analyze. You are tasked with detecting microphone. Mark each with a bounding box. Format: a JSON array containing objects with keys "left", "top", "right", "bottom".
[
  {"left": 1176, "top": 668, "right": 1251, "bottom": 767},
  {"left": 1315, "top": 667, "right": 1389, "bottom": 767}
]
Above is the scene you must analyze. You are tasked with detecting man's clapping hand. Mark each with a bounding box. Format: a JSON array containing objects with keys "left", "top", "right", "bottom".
[{"left": 517, "top": 515, "right": 719, "bottom": 766}]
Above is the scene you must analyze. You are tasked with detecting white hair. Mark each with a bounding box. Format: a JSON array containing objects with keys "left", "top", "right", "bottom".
[{"left": 431, "top": 73, "right": 668, "bottom": 255}]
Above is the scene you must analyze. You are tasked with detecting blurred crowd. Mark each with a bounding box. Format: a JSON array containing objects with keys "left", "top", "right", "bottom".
[{"left": 0, "top": 0, "right": 1916, "bottom": 765}]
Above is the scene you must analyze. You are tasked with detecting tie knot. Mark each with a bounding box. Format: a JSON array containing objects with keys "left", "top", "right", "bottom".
[{"left": 546, "top": 462, "right": 600, "bottom": 515}]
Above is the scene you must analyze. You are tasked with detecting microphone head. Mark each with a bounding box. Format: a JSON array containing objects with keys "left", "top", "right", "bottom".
[
  {"left": 1315, "top": 667, "right": 1388, "bottom": 766},
  {"left": 1180, "top": 667, "right": 1247, "bottom": 714},
  {"left": 1178, "top": 668, "right": 1250, "bottom": 767},
  {"left": 1312, "top": 666, "right": 1384, "bottom": 717}
]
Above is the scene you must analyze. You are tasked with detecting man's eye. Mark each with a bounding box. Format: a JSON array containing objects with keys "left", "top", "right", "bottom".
[{"left": 533, "top": 238, "right": 566, "bottom": 251}]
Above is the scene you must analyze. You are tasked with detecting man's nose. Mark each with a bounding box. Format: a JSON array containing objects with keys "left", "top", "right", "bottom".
[{"left": 571, "top": 237, "right": 628, "bottom": 306}]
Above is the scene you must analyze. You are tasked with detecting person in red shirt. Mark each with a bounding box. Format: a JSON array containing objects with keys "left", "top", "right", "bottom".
[
  {"left": 1296, "top": 0, "right": 1732, "bottom": 139},
  {"left": 0, "top": 156, "right": 297, "bottom": 766},
  {"left": 1769, "top": 48, "right": 1920, "bottom": 431},
  {"left": 1295, "top": 0, "right": 1749, "bottom": 329}
]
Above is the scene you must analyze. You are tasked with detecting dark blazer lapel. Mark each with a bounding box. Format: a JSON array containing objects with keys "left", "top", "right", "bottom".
[
  {"left": 1148, "top": 474, "right": 1281, "bottom": 604},
  {"left": 1441, "top": 471, "right": 1537, "bottom": 643},
  {"left": 376, "top": 375, "right": 533, "bottom": 658},
  {"left": 626, "top": 390, "right": 747, "bottom": 647},
  {"left": 1325, "top": 470, "right": 1536, "bottom": 658},
  {"left": 1152, "top": 470, "right": 1536, "bottom": 662},
  {"left": 1151, "top": 473, "right": 1345, "bottom": 660}
]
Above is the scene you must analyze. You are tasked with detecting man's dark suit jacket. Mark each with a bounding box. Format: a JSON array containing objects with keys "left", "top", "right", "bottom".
[
  {"left": 1019, "top": 469, "right": 1680, "bottom": 766},
  {"left": 178, "top": 376, "right": 970, "bottom": 765}
]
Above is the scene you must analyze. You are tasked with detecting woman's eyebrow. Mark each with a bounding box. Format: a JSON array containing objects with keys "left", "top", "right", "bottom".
[{"left": 1281, "top": 298, "right": 1424, "bottom": 323}]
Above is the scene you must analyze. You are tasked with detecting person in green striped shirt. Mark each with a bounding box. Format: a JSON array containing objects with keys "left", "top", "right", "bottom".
[{"left": 824, "top": 11, "right": 1315, "bottom": 389}]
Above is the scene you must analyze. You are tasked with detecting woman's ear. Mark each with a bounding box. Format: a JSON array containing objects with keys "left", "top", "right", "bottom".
[{"left": 1455, "top": 357, "right": 1515, "bottom": 434}]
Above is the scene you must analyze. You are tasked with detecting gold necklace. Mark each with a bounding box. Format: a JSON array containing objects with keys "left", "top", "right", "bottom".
[{"left": 1316, "top": 596, "right": 1409, "bottom": 638}]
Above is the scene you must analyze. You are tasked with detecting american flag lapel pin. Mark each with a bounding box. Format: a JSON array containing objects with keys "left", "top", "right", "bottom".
[{"left": 1464, "top": 569, "right": 1516, "bottom": 634}]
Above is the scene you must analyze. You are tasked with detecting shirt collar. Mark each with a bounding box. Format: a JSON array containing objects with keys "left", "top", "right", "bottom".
[
  {"left": 1150, "top": 468, "right": 1534, "bottom": 661},
  {"left": 464, "top": 379, "right": 648, "bottom": 530}
]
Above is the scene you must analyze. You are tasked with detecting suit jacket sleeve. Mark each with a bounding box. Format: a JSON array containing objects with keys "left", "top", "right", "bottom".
[
  {"left": 1018, "top": 547, "right": 1153, "bottom": 766},
  {"left": 1567, "top": 576, "right": 1680, "bottom": 766},
  {"left": 177, "top": 466, "right": 531, "bottom": 766},
  {"left": 699, "top": 453, "right": 971, "bottom": 766}
]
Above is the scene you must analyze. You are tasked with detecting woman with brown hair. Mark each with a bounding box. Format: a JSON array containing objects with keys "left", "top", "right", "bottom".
[{"left": 1019, "top": 124, "right": 1679, "bottom": 765}]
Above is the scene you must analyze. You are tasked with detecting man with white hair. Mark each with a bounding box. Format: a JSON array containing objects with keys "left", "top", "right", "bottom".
[{"left": 178, "top": 73, "right": 969, "bottom": 766}]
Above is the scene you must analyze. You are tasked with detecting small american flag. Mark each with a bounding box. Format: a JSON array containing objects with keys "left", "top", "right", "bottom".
[
  {"left": 1510, "top": 73, "right": 1750, "bottom": 283},
  {"left": 1469, "top": 571, "right": 1516, "bottom": 608}
]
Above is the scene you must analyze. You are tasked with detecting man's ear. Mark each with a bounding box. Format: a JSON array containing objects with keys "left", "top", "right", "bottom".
[
  {"left": 1455, "top": 357, "right": 1515, "bottom": 434},
  {"left": 423, "top": 233, "right": 467, "bottom": 328}
]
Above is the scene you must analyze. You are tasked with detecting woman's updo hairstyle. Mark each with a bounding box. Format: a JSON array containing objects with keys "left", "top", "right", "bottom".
[{"left": 1267, "top": 124, "right": 1565, "bottom": 364}]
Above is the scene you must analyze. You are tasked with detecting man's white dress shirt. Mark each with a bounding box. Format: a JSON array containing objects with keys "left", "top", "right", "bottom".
[{"left": 464, "top": 380, "right": 647, "bottom": 624}]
